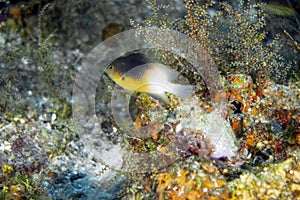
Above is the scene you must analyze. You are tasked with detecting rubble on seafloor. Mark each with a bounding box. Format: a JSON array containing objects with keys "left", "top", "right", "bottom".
[
  {"left": 1, "top": 0, "right": 299, "bottom": 199},
  {"left": 0, "top": 73, "right": 299, "bottom": 199},
  {"left": 118, "top": 73, "right": 299, "bottom": 199},
  {"left": 0, "top": 110, "right": 125, "bottom": 199}
]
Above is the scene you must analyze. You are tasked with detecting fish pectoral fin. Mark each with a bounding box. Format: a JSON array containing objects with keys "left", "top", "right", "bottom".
[{"left": 148, "top": 92, "right": 170, "bottom": 104}]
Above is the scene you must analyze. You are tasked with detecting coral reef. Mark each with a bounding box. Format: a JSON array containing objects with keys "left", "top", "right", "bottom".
[{"left": 0, "top": 0, "right": 299, "bottom": 199}]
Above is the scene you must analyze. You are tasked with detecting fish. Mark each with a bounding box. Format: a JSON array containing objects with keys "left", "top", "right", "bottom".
[{"left": 106, "top": 53, "right": 194, "bottom": 103}]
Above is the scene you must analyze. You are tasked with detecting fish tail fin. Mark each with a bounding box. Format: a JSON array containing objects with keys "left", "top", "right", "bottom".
[
  {"left": 167, "top": 83, "right": 195, "bottom": 99},
  {"left": 147, "top": 83, "right": 195, "bottom": 104}
]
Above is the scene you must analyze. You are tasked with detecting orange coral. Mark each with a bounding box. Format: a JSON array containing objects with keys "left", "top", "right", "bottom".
[
  {"left": 9, "top": 8, "right": 21, "bottom": 19},
  {"left": 156, "top": 169, "right": 231, "bottom": 200},
  {"left": 246, "top": 133, "right": 260, "bottom": 148}
]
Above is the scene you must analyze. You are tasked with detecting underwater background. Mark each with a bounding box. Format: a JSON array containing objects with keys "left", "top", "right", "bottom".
[{"left": 0, "top": 0, "right": 299, "bottom": 199}]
